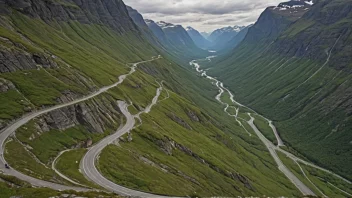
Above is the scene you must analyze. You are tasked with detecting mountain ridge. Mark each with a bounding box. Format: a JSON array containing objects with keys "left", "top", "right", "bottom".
[
  {"left": 207, "top": 0, "right": 352, "bottom": 181},
  {"left": 186, "top": 26, "right": 212, "bottom": 49}
]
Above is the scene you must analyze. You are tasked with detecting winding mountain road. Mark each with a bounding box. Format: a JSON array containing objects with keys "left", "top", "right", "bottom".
[
  {"left": 80, "top": 84, "right": 167, "bottom": 197},
  {"left": 52, "top": 149, "right": 87, "bottom": 187},
  {"left": 0, "top": 57, "right": 160, "bottom": 192},
  {"left": 191, "top": 56, "right": 352, "bottom": 196},
  {"left": 247, "top": 115, "right": 315, "bottom": 196},
  {"left": 190, "top": 57, "right": 316, "bottom": 196}
]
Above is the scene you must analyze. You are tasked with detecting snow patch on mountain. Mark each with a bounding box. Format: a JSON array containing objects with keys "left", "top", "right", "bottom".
[
  {"left": 272, "top": 0, "right": 314, "bottom": 11},
  {"left": 156, "top": 21, "right": 181, "bottom": 29},
  {"left": 305, "top": 0, "right": 314, "bottom": 5}
]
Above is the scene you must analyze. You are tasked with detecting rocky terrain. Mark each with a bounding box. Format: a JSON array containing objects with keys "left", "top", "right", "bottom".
[{"left": 0, "top": 0, "right": 139, "bottom": 34}]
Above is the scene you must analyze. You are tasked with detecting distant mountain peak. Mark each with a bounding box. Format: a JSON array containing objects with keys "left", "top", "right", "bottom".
[
  {"left": 186, "top": 26, "right": 195, "bottom": 31},
  {"left": 272, "top": 0, "right": 315, "bottom": 11},
  {"left": 156, "top": 21, "right": 181, "bottom": 29},
  {"left": 144, "top": 19, "right": 154, "bottom": 24},
  {"left": 214, "top": 26, "right": 246, "bottom": 34}
]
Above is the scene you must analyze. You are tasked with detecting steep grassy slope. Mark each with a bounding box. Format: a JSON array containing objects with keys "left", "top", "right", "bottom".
[
  {"left": 208, "top": 0, "right": 352, "bottom": 180},
  {"left": 0, "top": 12, "right": 158, "bottom": 124},
  {"left": 0, "top": 0, "right": 319, "bottom": 197},
  {"left": 98, "top": 58, "right": 300, "bottom": 197},
  {"left": 0, "top": 173, "right": 118, "bottom": 198}
]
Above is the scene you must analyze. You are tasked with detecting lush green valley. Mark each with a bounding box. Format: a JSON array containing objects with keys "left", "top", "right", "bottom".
[
  {"left": 0, "top": 0, "right": 351, "bottom": 197},
  {"left": 208, "top": 0, "right": 352, "bottom": 182}
]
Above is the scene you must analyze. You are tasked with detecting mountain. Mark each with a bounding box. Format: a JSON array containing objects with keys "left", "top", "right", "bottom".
[
  {"left": 126, "top": 6, "right": 166, "bottom": 49},
  {"left": 186, "top": 26, "right": 212, "bottom": 49},
  {"left": 208, "top": 0, "right": 352, "bottom": 181},
  {"left": 0, "top": 0, "right": 304, "bottom": 197},
  {"left": 220, "top": 25, "right": 253, "bottom": 52},
  {"left": 156, "top": 21, "right": 197, "bottom": 50},
  {"left": 244, "top": 0, "right": 313, "bottom": 44},
  {"left": 144, "top": 19, "right": 208, "bottom": 61},
  {"left": 208, "top": 25, "right": 246, "bottom": 51},
  {"left": 145, "top": 19, "right": 169, "bottom": 43},
  {"left": 208, "top": 26, "right": 245, "bottom": 42},
  {"left": 200, "top": 31, "right": 211, "bottom": 39}
]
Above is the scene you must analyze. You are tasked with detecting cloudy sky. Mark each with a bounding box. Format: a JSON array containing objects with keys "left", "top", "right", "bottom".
[{"left": 123, "top": 0, "right": 284, "bottom": 32}]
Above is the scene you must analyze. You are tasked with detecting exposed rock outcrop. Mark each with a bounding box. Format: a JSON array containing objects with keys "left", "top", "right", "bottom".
[
  {"left": 0, "top": 42, "right": 58, "bottom": 73},
  {"left": 245, "top": 0, "right": 313, "bottom": 44},
  {"left": 0, "top": 47, "right": 37, "bottom": 72},
  {"left": 0, "top": 77, "right": 15, "bottom": 92},
  {"left": 28, "top": 96, "right": 122, "bottom": 135},
  {"left": 156, "top": 137, "right": 175, "bottom": 155},
  {"left": 1, "top": 0, "right": 139, "bottom": 34},
  {"left": 186, "top": 110, "right": 200, "bottom": 122},
  {"left": 167, "top": 113, "right": 192, "bottom": 130}
]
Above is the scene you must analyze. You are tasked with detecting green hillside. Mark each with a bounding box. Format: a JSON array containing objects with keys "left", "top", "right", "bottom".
[
  {"left": 208, "top": 0, "right": 352, "bottom": 180},
  {"left": 0, "top": 0, "right": 303, "bottom": 197}
]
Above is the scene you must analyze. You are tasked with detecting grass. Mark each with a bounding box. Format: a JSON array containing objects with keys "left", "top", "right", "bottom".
[
  {"left": 0, "top": 173, "right": 119, "bottom": 198},
  {"left": 252, "top": 114, "right": 277, "bottom": 145},
  {"left": 220, "top": 90, "right": 233, "bottom": 105},
  {"left": 0, "top": 11, "right": 160, "bottom": 120},
  {"left": 238, "top": 111, "right": 250, "bottom": 121},
  {"left": 15, "top": 122, "right": 112, "bottom": 164},
  {"left": 299, "top": 163, "right": 352, "bottom": 197},
  {"left": 0, "top": 173, "right": 31, "bottom": 187},
  {"left": 0, "top": 5, "right": 326, "bottom": 197},
  {"left": 277, "top": 152, "right": 322, "bottom": 196},
  {"left": 4, "top": 139, "right": 67, "bottom": 184},
  {"left": 128, "top": 104, "right": 140, "bottom": 115},
  {"left": 277, "top": 151, "right": 352, "bottom": 197},
  {"left": 99, "top": 87, "right": 301, "bottom": 197},
  {"left": 0, "top": 89, "right": 32, "bottom": 120},
  {"left": 1, "top": 69, "right": 72, "bottom": 106},
  {"left": 55, "top": 149, "right": 99, "bottom": 188},
  {"left": 226, "top": 106, "right": 237, "bottom": 115},
  {"left": 209, "top": 37, "right": 352, "bottom": 180}
]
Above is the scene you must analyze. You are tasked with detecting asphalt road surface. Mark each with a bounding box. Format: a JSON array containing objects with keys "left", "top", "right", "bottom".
[
  {"left": 80, "top": 85, "right": 169, "bottom": 197},
  {"left": 0, "top": 57, "right": 159, "bottom": 192}
]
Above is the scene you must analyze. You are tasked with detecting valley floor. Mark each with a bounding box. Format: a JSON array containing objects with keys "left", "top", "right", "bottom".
[{"left": 1, "top": 53, "right": 351, "bottom": 197}]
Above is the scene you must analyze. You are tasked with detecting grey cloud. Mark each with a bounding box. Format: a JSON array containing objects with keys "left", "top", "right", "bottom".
[{"left": 123, "top": 0, "right": 283, "bottom": 31}]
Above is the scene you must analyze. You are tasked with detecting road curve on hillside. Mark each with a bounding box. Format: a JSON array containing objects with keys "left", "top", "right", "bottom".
[
  {"left": 80, "top": 84, "right": 168, "bottom": 197},
  {"left": 190, "top": 57, "right": 316, "bottom": 196},
  {"left": 247, "top": 115, "right": 315, "bottom": 196},
  {"left": 0, "top": 57, "right": 160, "bottom": 192}
]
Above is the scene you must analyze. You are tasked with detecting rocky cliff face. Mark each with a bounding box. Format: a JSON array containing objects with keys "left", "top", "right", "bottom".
[
  {"left": 1, "top": 0, "right": 139, "bottom": 34},
  {"left": 0, "top": 39, "right": 58, "bottom": 72},
  {"left": 244, "top": 0, "right": 313, "bottom": 43},
  {"left": 126, "top": 6, "right": 165, "bottom": 50},
  {"left": 272, "top": 0, "right": 352, "bottom": 70},
  {"left": 36, "top": 96, "right": 121, "bottom": 134},
  {"left": 0, "top": 0, "right": 146, "bottom": 130},
  {"left": 126, "top": 6, "right": 148, "bottom": 30}
]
